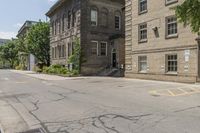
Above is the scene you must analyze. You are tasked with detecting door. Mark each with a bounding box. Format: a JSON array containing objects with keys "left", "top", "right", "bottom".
[{"left": 112, "top": 52, "right": 117, "bottom": 68}]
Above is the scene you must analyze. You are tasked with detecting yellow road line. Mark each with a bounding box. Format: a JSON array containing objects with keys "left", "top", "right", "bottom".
[
  {"left": 167, "top": 90, "right": 176, "bottom": 96},
  {"left": 176, "top": 88, "right": 188, "bottom": 93}
]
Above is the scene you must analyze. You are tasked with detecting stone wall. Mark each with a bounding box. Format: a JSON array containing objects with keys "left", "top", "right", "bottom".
[{"left": 125, "top": 0, "right": 199, "bottom": 82}]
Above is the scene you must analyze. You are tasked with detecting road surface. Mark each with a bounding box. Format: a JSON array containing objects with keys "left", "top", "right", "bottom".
[{"left": 0, "top": 70, "right": 200, "bottom": 133}]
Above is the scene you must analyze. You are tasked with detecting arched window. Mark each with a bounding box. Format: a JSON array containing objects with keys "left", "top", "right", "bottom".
[
  {"left": 90, "top": 6, "right": 98, "bottom": 26},
  {"left": 58, "top": 19, "right": 61, "bottom": 33},
  {"left": 62, "top": 14, "right": 66, "bottom": 32},
  {"left": 54, "top": 20, "right": 57, "bottom": 35},
  {"left": 67, "top": 10, "right": 71, "bottom": 29},
  {"left": 51, "top": 21, "right": 54, "bottom": 36},
  {"left": 101, "top": 8, "right": 108, "bottom": 27},
  {"left": 72, "top": 9, "right": 76, "bottom": 27},
  {"left": 114, "top": 11, "right": 121, "bottom": 30}
]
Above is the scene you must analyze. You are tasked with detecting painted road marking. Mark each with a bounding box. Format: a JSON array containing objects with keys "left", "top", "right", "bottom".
[
  {"left": 1, "top": 78, "right": 9, "bottom": 81},
  {"left": 167, "top": 90, "right": 175, "bottom": 96},
  {"left": 15, "top": 82, "right": 26, "bottom": 84},
  {"left": 149, "top": 87, "right": 200, "bottom": 97}
]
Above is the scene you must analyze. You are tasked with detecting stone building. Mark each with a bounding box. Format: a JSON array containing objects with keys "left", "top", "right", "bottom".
[
  {"left": 17, "top": 20, "right": 38, "bottom": 71},
  {"left": 0, "top": 38, "right": 10, "bottom": 46},
  {"left": 125, "top": 0, "right": 199, "bottom": 83},
  {"left": 46, "top": 0, "right": 125, "bottom": 75}
]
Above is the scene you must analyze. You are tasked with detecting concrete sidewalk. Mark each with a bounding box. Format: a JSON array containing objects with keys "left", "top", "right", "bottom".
[{"left": 10, "top": 70, "right": 70, "bottom": 81}]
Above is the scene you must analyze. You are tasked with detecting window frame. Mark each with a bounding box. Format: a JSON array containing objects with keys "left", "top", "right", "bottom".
[
  {"left": 166, "top": 54, "right": 178, "bottom": 74},
  {"left": 91, "top": 41, "right": 98, "bottom": 56},
  {"left": 138, "top": 22, "right": 148, "bottom": 43},
  {"left": 62, "top": 14, "right": 66, "bottom": 32},
  {"left": 138, "top": 56, "right": 147, "bottom": 73},
  {"left": 99, "top": 41, "right": 108, "bottom": 56},
  {"left": 115, "top": 15, "right": 121, "bottom": 30},
  {"left": 68, "top": 10, "right": 71, "bottom": 29},
  {"left": 165, "top": 0, "right": 178, "bottom": 6},
  {"left": 138, "top": 0, "right": 148, "bottom": 15},
  {"left": 165, "top": 16, "right": 178, "bottom": 39},
  {"left": 72, "top": 9, "right": 76, "bottom": 28},
  {"left": 91, "top": 8, "right": 98, "bottom": 27}
]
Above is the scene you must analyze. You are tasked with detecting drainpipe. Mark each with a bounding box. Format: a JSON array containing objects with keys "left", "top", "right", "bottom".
[{"left": 196, "top": 34, "right": 200, "bottom": 80}]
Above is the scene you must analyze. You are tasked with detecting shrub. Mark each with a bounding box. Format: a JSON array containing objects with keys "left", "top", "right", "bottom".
[
  {"left": 15, "top": 64, "right": 26, "bottom": 70},
  {"left": 33, "top": 66, "right": 42, "bottom": 73},
  {"left": 42, "top": 64, "right": 69, "bottom": 75}
]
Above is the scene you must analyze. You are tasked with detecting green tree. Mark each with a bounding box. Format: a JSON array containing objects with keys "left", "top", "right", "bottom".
[
  {"left": 175, "top": 0, "right": 200, "bottom": 34},
  {"left": 25, "top": 21, "right": 50, "bottom": 66},
  {"left": 68, "top": 38, "right": 81, "bottom": 73},
  {"left": 0, "top": 40, "right": 18, "bottom": 68}
]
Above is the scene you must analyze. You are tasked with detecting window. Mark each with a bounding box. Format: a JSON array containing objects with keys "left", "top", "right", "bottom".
[
  {"left": 101, "top": 8, "right": 108, "bottom": 27},
  {"left": 167, "top": 54, "right": 177, "bottom": 72},
  {"left": 52, "top": 47, "right": 55, "bottom": 59},
  {"left": 72, "top": 10, "right": 76, "bottom": 27},
  {"left": 91, "top": 41, "right": 98, "bottom": 55},
  {"left": 68, "top": 11, "right": 71, "bottom": 29},
  {"left": 63, "top": 44, "right": 66, "bottom": 57},
  {"left": 91, "top": 9, "right": 98, "bottom": 26},
  {"left": 58, "top": 45, "right": 61, "bottom": 58},
  {"left": 55, "top": 46, "right": 57, "bottom": 59},
  {"left": 54, "top": 21, "right": 57, "bottom": 35},
  {"left": 139, "top": 23, "right": 147, "bottom": 42},
  {"left": 166, "top": 0, "right": 178, "bottom": 5},
  {"left": 138, "top": 56, "right": 147, "bottom": 72},
  {"left": 68, "top": 43, "right": 72, "bottom": 57},
  {"left": 139, "top": 0, "right": 147, "bottom": 14},
  {"left": 58, "top": 19, "right": 61, "bottom": 34},
  {"left": 100, "top": 42, "right": 107, "bottom": 56},
  {"left": 51, "top": 21, "right": 54, "bottom": 36},
  {"left": 115, "top": 16, "right": 121, "bottom": 30},
  {"left": 166, "top": 16, "right": 177, "bottom": 37},
  {"left": 62, "top": 15, "right": 65, "bottom": 32}
]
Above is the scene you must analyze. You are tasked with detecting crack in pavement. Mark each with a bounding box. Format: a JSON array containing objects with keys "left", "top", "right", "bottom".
[
  {"left": 40, "top": 113, "right": 153, "bottom": 133},
  {"left": 174, "top": 105, "right": 200, "bottom": 113}
]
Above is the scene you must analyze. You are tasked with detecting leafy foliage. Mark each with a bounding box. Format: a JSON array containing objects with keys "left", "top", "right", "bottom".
[
  {"left": 175, "top": 0, "right": 200, "bottom": 34},
  {"left": 25, "top": 21, "right": 50, "bottom": 66},
  {"left": 68, "top": 38, "right": 81, "bottom": 73},
  {"left": 0, "top": 40, "right": 19, "bottom": 68}
]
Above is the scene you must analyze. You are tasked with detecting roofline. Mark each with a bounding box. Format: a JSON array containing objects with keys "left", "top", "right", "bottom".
[
  {"left": 17, "top": 20, "right": 38, "bottom": 37},
  {"left": 46, "top": 0, "right": 65, "bottom": 17}
]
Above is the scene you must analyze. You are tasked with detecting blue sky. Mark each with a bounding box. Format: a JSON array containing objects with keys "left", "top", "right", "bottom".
[{"left": 0, "top": 0, "right": 57, "bottom": 39}]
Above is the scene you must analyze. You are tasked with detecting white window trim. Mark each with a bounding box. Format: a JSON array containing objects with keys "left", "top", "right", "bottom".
[
  {"left": 138, "top": 56, "right": 147, "bottom": 73},
  {"left": 91, "top": 9, "right": 98, "bottom": 26},
  {"left": 115, "top": 15, "right": 121, "bottom": 30},
  {"left": 138, "top": 0, "right": 148, "bottom": 14},
  {"left": 138, "top": 23, "right": 148, "bottom": 43},
  {"left": 91, "top": 41, "right": 98, "bottom": 56},
  {"left": 165, "top": 16, "right": 178, "bottom": 38},
  {"left": 99, "top": 41, "right": 108, "bottom": 56}
]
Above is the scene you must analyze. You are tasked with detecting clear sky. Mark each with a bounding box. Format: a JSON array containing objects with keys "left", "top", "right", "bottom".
[{"left": 0, "top": 0, "right": 57, "bottom": 39}]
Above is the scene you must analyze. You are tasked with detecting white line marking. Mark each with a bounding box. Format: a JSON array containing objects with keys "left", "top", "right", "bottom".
[{"left": 3, "top": 78, "right": 9, "bottom": 81}]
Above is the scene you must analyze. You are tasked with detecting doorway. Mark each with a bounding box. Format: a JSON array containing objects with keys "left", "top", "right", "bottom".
[{"left": 112, "top": 51, "right": 117, "bottom": 68}]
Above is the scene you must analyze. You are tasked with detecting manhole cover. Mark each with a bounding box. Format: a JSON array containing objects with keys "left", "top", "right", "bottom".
[{"left": 20, "top": 128, "right": 45, "bottom": 133}]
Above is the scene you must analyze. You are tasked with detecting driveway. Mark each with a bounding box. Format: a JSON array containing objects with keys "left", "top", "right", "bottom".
[{"left": 0, "top": 70, "right": 200, "bottom": 133}]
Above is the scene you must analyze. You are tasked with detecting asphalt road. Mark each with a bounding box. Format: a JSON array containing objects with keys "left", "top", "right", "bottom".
[{"left": 0, "top": 70, "right": 200, "bottom": 133}]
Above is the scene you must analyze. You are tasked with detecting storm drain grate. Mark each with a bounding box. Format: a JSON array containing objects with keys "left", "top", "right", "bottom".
[{"left": 20, "top": 128, "right": 45, "bottom": 133}]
